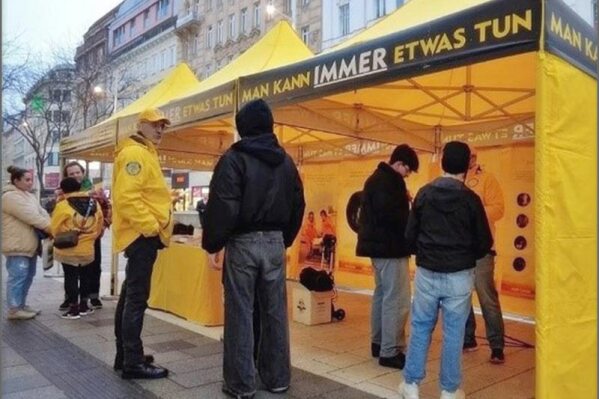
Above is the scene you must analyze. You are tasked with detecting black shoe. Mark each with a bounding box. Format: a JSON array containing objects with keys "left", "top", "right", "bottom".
[
  {"left": 79, "top": 302, "right": 94, "bottom": 316},
  {"left": 59, "top": 299, "right": 70, "bottom": 311},
  {"left": 371, "top": 343, "right": 380, "bottom": 358},
  {"left": 121, "top": 363, "right": 168, "bottom": 379},
  {"left": 90, "top": 298, "right": 103, "bottom": 309},
  {"left": 463, "top": 340, "right": 479, "bottom": 352},
  {"left": 378, "top": 353, "right": 405, "bottom": 369},
  {"left": 490, "top": 348, "right": 505, "bottom": 364},
  {"left": 114, "top": 354, "right": 155, "bottom": 371},
  {"left": 221, "top": 384, "right": 255, "bottom": 398}
]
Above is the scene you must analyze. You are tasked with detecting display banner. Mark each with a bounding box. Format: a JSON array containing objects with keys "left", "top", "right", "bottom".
[
  {"left": 239, "top": 0, "right": 540, "bottom": 107},
  {"left": 545, "top": 0, "right": 598, "bottom": 78},
  {"left": 160, "top": 82, "right": 236, "bottom": 127},
  {"left": 441, "top": 118, "right": 535, "bottom": 147}
]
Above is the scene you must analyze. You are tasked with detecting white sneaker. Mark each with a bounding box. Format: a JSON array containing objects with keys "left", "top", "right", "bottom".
[
  {"left": 399, "top": 381, "right": 419, "bottom": 399},
  {"left": 7, "top": 309, "right": 36, "bottom": 320},
  {"left": 440, "top": 388, "right": 465, "bottom": 399}
]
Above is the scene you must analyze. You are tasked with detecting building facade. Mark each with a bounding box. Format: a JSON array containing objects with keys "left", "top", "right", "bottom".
[
  {"left": 107, "top": 0, "right": 181, "bottom": 108},
  {"left": 321, "top": 0, "right": 406, "bottom": 50},
  {"left": 176, "top": 0, "right": 322, "bottom": 78}
]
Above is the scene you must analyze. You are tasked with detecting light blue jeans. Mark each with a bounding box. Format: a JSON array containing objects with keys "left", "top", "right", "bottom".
[
  {"left": 404, "top": 267, "right": 474, "bottom": 392},
  {"left": 5, "top": 256, "right": 37, "bottom": 310},
  {"left": 371, "top": 257, "right": 411, "bottom": 357}
]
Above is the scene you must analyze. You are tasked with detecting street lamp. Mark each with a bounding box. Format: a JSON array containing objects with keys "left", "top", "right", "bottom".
[
  {"left": 93, "top": 85, "right": 103, "bottom": 94},
  {"left": 92, "top": 84, "right": 119, "bottom": 115},
  {"left": 266, "top": 1, "right": 296, "bottom": 30}
]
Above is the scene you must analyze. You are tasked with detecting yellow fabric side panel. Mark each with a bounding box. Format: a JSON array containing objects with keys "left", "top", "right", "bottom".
[
  {"left": 535, "top": 52, "right": 597, "bottom": 399},
  {"left": 149, "top": 243, "right": 224, "bottom": 326}
]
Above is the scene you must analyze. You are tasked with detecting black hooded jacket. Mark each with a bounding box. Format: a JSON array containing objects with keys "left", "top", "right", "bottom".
[
  {"left": 67, "top": 196, "right": 98, "bottom": 218},
  {"left": 201, "top": 131, "right": 305, "bottom": 253},
  {"left": 356, "top": 162, "right": 411, "bottom": 258},
  {"left": 405, "top": 177, "right": 493, "bottom": 273}
]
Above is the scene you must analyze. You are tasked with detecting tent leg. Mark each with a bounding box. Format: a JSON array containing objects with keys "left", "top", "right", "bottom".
[{"left": 101, "top": 250, "right": 120, "bottom": 300}]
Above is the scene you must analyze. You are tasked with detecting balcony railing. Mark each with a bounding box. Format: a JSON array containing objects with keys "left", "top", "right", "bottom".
[{"left": 176, "top": 10, "right": 202, "bottom": 31}]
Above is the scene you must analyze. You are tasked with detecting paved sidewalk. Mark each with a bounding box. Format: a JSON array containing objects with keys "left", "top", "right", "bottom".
[{"left": 2, "top": 266, "right": 384, "bottom": 399}]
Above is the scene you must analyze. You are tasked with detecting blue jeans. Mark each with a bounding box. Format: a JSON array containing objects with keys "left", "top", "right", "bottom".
[
  {"left": 5, "top": 256, "right": 37, "bottom": 310},
  {"left": 404, "top": 267, "right": 474, "bottom": 392},
  {"left": 465, "top": 254, "right": 505, "bottom": 349},
  {"left": 223, "top": 231, "right": 289, "bottom": 396},
  {"left": 371, "top": 257, "right": 411, "bottom": 356}
]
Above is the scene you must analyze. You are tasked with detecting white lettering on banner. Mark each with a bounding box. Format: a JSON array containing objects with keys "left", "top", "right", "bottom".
[
  {"left": 302, "top": 140, "right": 392, "bottom": 159},
  {"left": 313, "top": 48, "right": 388, "bottom": 88}
]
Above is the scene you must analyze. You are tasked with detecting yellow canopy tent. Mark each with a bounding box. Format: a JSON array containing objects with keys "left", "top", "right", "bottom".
[
  {"left": 59, "top": 63, "right": 225, "bottom": 170},
  {"left": 157, "top": 20, "right": 344, "bottom": 157},
  {"left": 235, "top": 0, "right": 597, "bottom": 398}
]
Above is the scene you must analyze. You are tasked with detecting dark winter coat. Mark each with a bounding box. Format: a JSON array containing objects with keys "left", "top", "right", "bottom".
[
  {"left": 405, "top": 177, "right": 493, "bottom": 273},
  {"left": 201, "top": 133, "right": 305, "bottom": 253},
  {"left": 356, "top": 162, "right": 411, "bottom": 258}
]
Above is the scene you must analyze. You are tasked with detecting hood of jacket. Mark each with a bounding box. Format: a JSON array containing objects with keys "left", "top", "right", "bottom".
[
  {"left": 235, "top": 98, "right": 274, "bottom": 138},
  {"left": 2, "top": 184, "right": 17, "bottom": 194},
  {"left": 232, "top": 133, "right": 286, "bottom": 166},
  {"left": 66, "top": 193, "right": 98, "bottom": 217},
  {"left": 427, "top": 177, "right": 471, "bottom": 213}
]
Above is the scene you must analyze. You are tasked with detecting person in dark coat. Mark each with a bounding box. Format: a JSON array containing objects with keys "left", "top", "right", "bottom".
[
  {"left": 399, "top": 141, "right": 492, "bottom": 399},
  {"left": 356, "top": 144, "right": 419, "bottom": 370},
  {"left": 202, "top": 98, "right": 305, "bottom": 399}
]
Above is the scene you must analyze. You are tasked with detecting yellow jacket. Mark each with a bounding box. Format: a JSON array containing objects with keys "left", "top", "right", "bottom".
[
  {"left": 51, "top": 193, "right": 103, "bottom": 266},
  {"left": 112, "top": 135, "right": 173, "bottom": 253},
  {"left": 466, "top": 167, "right": 505, "bottom": 243}
]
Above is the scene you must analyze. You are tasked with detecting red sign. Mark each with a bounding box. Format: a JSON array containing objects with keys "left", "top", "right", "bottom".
[{"left": 44, "top": 172, "right": 60, "bottom": 189}]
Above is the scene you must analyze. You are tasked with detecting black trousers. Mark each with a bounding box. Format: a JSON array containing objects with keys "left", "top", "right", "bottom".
[
  {"left": 88, "top": 239, "right": 102, "bottom": 298},
  {"left": 114, "top": 236, "right": 164, "bottom": 367},
  {"left": 62, "top": 263, "right": 92, "bottom": 305}
]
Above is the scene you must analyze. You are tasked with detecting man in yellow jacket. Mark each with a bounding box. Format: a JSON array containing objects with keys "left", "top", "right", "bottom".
[
  {"left": 112, "top": 108, "right": 173, "bottom": 380},
  {"left": 463, "top": 149, "right": 506, "bottom": 365}
]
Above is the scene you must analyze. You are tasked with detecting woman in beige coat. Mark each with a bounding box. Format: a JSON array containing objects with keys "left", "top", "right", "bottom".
[{"left": 2, "top": 166, "right": 51, "bottom": 320}]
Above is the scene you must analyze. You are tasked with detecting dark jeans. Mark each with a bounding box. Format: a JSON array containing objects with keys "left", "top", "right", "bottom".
[
  {"left": 464, "top": 255, "right": 505, "bottom": 350},
  {"left": 88, "top": 239, "right": 102, "bottom": 299},
  {"left": 223, "top": 231, "right": 289, "bottom": 396},
  {"left": 114, "top": 236, "right": 164, "bottom": 367},
  {"left": 62, "top": 263, "right": 92, "bottom": 305}
]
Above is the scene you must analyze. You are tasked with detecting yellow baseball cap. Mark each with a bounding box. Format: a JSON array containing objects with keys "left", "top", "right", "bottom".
[{"left": 138, "top": 108, "right": 171, "bottom": 125}]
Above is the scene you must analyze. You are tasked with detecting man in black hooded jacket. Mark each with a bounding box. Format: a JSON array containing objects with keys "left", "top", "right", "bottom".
[{"left": 202, "top": 98, "right": 305, "bottom": 399}]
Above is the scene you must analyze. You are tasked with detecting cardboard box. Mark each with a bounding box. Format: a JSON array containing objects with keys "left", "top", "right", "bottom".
[{"left": 292, "top": 285, "right": 333, "bottom": 325}]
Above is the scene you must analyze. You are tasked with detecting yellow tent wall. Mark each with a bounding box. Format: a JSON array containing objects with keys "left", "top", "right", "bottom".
[{"left": 535, "top": 52, "right": 597, "bottom": 399}]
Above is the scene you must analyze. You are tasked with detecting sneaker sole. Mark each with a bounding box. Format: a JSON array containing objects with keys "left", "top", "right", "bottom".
[
  {"left": 61, "top": 315, "right": 81, "bottom": 320},
  {"left": 490, "top": 358, "right": 505, "bottom": 364},
  {"left": 463, "top": 346, "right": 479, "bottom": 353}
]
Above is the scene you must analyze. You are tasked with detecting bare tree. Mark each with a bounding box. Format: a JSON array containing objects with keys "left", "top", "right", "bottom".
[
  {"left": 2, "top": 36, "right": 38, "bottom": 114},
  {"left": 3, "top": 64, "right": 76, "bottom": 194}
]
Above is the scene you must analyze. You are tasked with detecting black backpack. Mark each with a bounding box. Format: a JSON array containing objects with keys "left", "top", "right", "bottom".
[{"left": 300, "top": 267, "right": 334, "bottom": 292}]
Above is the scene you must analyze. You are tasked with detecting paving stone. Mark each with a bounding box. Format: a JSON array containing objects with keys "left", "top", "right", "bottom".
[
  {"left": 164, "top": 353, "right": 222, "bottom": 373},
  {"left": 169, "top": 365, "right": 223, "bottom": 388},
  {"left": 1, "top": 374, "right": 53, "bottom": 395},
  {"left": 146, "top": 339, "right": 197, "bottom": 353},
  {"left": 2, "top": 384, "right": 68, "bottom": 399},
  {"left": 86, "top": 318, "right": 115, "bottom": 327}
]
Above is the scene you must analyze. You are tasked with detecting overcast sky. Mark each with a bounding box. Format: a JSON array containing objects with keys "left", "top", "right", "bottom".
[{"left": 3, "top": 0, "right": 123, "bottom": 63}]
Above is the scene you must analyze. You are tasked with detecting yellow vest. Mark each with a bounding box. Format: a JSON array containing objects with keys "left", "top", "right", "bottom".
[{"left": 112, "top": 135, "right": 173, "bottom": 253}]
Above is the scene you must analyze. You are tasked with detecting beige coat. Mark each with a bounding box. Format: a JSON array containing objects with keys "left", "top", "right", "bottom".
[{"left": 2, "top": 184, "right": 51, "bottom": 257}]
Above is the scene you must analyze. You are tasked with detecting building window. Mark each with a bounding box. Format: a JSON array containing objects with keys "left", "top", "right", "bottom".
[
  {"left": 143, "top": 10, "right": 150, "bottom": 28},
  {"left": 130, "top": 18, "right": 136, "bottom": 36},
  {"left": 228, "top": 14, "right": 236, "bottom": 39},
  {"left": 339, "top": 4, "right": 350, "bottom": 36},
  {"left": 46, "top": 151, "right": 59, "bottom": 166},
  {"left": 170, "top": 46, "right": 176, "bottom": 66},
  {"left": 62, "top": 111, "right": 70, "bottom": 123},
  {"left": 160, "top": 50, "right": 166, "bottom": 70},
  {"left": 240, "top": 8, "right": 247, "bottom": 34},
  {"left": 205, "top": 0, "right": 212, "bottom": 10},
  {"left": 396, "top": 0, "right": 403, "bottom": 8},
  {"left": 113, "top": 25, "right": 126, "bottom": 46},
  {"left": 207, "top": 25, "right": 214, "bottom": 48},
  {"left": 216, "top": 0, "right": 223, "bottom": 9},
  {"left": 158, "top": 0, "right": 170, "bottom": 18},
  {"left": 302, "top": 0, "right": 309, "bottom": 6},
  {"left": 62, "top": 90, "right": 71, "bottom": 102},
  {"left": 301, "top": 25, "right": 309, "bottom": 44},
  {"left": 52, "top": 89, "right": 62, "bottom": 102},
  {"left": 375, "top": 0, "right": 386, "bottom": 17},
  {"left": 53, "top": 110, "right": 62, "bottom": 122},
  {"left": 253, "top": 2, "right": 261, "bottom": 28},
  {"left": 217, "top": 20, "right": 224, "bottom": 43}
]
